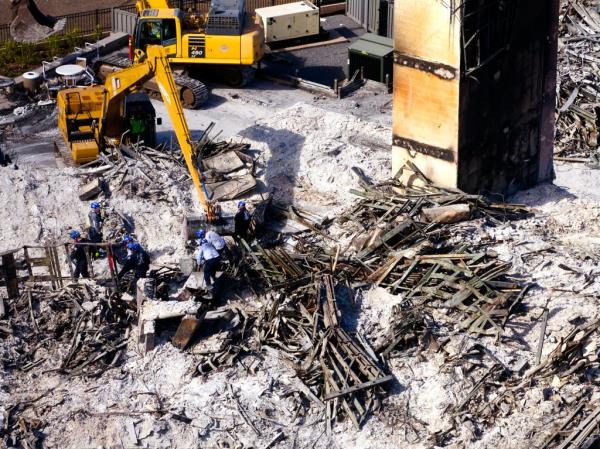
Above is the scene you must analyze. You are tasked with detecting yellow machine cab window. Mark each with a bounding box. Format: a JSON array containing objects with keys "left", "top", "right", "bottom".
[{"left": 137, "top": 18, "right": 178, "bottom": 50}]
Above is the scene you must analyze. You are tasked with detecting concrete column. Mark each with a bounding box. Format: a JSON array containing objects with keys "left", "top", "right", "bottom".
[{"left": 392, "top": 0, "right": 558, "bottom": 195}]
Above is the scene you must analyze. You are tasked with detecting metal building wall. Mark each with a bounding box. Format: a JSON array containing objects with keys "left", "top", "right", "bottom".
[
  {"left": 386, "top": 0, "right": 394, "bottom": 38},
  {"left": 367, "top": 0, "right": 380, "bottom": 33},
  {"left": 347, "top": 0, "right": 394, "bottom": 38},
  {"left": 346, "top": 0, "right": 366, "bottom": 28}
]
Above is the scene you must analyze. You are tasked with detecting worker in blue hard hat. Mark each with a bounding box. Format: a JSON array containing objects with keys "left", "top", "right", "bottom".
[
  {"left": 88, "top": 202, "right": 104, "bottom": 241},
  {"left": 69, "top": 230, "right": 90, "bottom": 279},
  {"left": 122, "top": 234, "right": 135, "bottom": 245},
  {"left": 118, "top": 241, "right": 151, "bottom": 281},
  {"left": 234, "top": 201, "right": 251, "bottom": 240},
  {"left": 195, "top": 237, "right": 220, "bottom": 288},
  {"left": 87, "top": 201, "right": 106, "bottom": 259}
]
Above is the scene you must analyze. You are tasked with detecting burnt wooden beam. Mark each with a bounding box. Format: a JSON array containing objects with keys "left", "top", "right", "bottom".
[
  {"left": 323, "top": 375, "right": 395, "bottom": 401},
  {"left": 2, "top": 252, "right": 19, "bottom": 299}
]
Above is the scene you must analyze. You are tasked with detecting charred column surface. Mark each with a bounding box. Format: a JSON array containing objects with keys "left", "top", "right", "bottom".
[{"left": 392, "top": 0, "right": 559, "bottom": 194}]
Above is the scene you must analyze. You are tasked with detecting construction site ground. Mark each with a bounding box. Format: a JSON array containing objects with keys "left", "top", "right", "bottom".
[
  {"left": 2, "top": 7, "right": 600, "bottom": 445},
  {"left": 1, "top": 72, "right": 600, "bottom": 448}
]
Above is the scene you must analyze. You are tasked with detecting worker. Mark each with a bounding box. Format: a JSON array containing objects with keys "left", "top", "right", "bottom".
[
  {"left": 69, "top": 230, "right": 90, "bottom": 279},
  {"left": 234, "top": 201, "right": 251, "bottom": 240},
  {"left": 0, "top": 146, "right": 9, "bottom": 167},
  {"left": 144, "top": 21, "right": 161, "bottom": 43},
  {"left": 197, "top": 229, "right": 227, "bottom": 257},
  {"left": 129, "top": 114, "right": 146, "bottom": 144},
  {"left": 122, "top": 234, "right": 135, "bottom": 245},
  {"left": 195, "top": 238, "right": 220, "bottom": 288},
  {"left": 118, "top": 242, "right": 150, "bottom": 281},
  {"left": 88, "top": 202, "right": 104, "bottom": 242}
]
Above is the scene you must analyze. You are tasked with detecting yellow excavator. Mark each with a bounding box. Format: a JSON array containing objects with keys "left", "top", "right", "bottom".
[
  {"left": 56, "top": 45, "right": 217, "bottom": 221},
  {"left": 97, "top": 0, "right": 264, "bottom": 102},
  {"left": 134, "top": 0, "right": 264, "bottom": 86}
]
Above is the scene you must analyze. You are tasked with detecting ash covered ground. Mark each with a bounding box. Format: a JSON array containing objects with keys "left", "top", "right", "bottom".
[{"left": 0, "top": 77, "right": 599, "bottom": 449}]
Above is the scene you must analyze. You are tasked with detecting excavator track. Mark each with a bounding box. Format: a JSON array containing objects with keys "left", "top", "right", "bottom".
[
  {"left": 220, "top": 65, "right": 256, "bottom": 87},
  {"left": 94, "top": 55, "right": 209, "bottom": 109},
  {"left": 239, "top": 66, "right": 256, "bottom": 87},
  {"left": 172, "top": 74, "right": 209, "bottom": 109}
]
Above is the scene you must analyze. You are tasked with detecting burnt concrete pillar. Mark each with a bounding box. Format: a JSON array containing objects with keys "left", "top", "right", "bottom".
[
  {"left": 392, "top": 0, "right": 559, "bottom": 194},
  {"left": 1, "top": 252, "right": 19, "bottom": 299}
]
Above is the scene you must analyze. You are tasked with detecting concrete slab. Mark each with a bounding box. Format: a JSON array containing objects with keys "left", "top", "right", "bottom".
[{"left": 139, "top": 299, "right": 200, "bottom": 322}]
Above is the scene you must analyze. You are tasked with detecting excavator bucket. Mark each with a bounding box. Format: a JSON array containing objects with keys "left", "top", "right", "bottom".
[
  {"left": 183, "top": 214, "right": 237, "bottom": 241},
  {"left": 10, "top": 0, "right": 66, "bottom": 43}
]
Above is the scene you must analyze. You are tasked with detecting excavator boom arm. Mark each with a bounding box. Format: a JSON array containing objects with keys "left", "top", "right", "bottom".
[
  {"left": 101, "top": 45, "right": 215, "bottom": 220},
  {"left": 148, "top": 47, "right": 216, "bottom": 220},
  {"left": 135, "top": 0, "right": 170, "bottom": 13}
]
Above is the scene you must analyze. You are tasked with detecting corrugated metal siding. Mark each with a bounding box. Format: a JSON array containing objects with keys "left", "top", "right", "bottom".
[
  {"left": 346, "top": 0, "right": 364, "bottom": 26},
  {"left": 112, "top": 9, "right": 137, "bottom": 35},
  {"left": 347, "top": 0, "right": 394, "bottom": 37},
  {"left": 367, "top": 0, "right": 379, "bottom": 33},
  {"left": 386, "top": 0, "right": 393, "bottom": 38}
]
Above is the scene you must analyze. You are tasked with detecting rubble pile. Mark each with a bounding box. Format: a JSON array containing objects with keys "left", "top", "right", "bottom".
[
  {"left": 2, "top": 159, "right": 600, "bottom": 448},
  {"left": 556, "top": 0, "right": 600, "bottom": 157},
  {"left": 77, "top": 136, "right": 257, "bottom": 206},
  {"left": 177, "top": 164, "right": 537, "bottom": 440},
  {"left": 254, "top": 275, "right": 393, "bottom": 430},
  {"left": 0, "top": 283, "right": 133, "bottom": 448}
]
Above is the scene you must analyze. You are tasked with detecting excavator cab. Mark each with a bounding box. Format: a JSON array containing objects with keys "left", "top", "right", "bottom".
[
  {"left": 130, "top": 1, "right": 264, "bottom": 87},
  {"left": 124, "top": 93, "right": 159, "bottom": 148},
  {"left": 135, "top": 12, "right": 181, "bottom": 58}
]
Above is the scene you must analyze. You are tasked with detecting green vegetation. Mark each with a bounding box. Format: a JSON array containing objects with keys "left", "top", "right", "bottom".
[{"left": 0, "top": 31, "right": 91, "bottom": 78}]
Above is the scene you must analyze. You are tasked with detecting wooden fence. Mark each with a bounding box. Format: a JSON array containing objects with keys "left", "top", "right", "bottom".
[{"left": 0, "top": 0, "right": 341, "bottom": 43}]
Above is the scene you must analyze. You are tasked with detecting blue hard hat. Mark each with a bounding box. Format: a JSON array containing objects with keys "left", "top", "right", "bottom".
[
  {"left": 195, "top": 229, "right": 205, "bottom": 239},
  {"left": 90, "top": 202, "right": 100, "bottom": 209},
  {"left": 127, "top": 242, "right": 139, "bottom": 251},
  {"left": 122, "top": 235, "right": 134, "bottom": 244},
  {"left": 238, "top": 201, "right": 246, "bottom": 208},
  {"left": 69, "top": 230, "right": 81, "bottom": 239}
]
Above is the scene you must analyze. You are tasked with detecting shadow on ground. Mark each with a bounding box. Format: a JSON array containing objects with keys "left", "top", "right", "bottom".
[{"left": 237, "top": 124, "right": 305, "bottom": 206}]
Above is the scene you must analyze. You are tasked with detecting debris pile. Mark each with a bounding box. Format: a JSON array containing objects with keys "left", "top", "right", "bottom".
[
  {"left": 540, "top": 400, "right": 600, "bottom": 449},
  {"left": 3, "top": 283, "right": 132, "bottom": 375},
  {"left": 255, "top": 275, "right": 393, "bottom": 430},
  {"left": 77, "top": 134, "right": 258, "bottom": 205},
  {"left": 1, "top": 282, "right": 133, "bottom": 448},
  {"left": 201, "top": 164, "right": 536, "bottom": 438},
  {"left": 556, "top": 0, "right": 600, "bottom": 157},
  {"left": 523, "top": 318, "right": 599, "bottom": 384},
  {"left": 196, "top": 130, "right": 257, "bottom": 201},
  {"left": 3, "top": 154, "right": 600, "bottom": 448}
]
